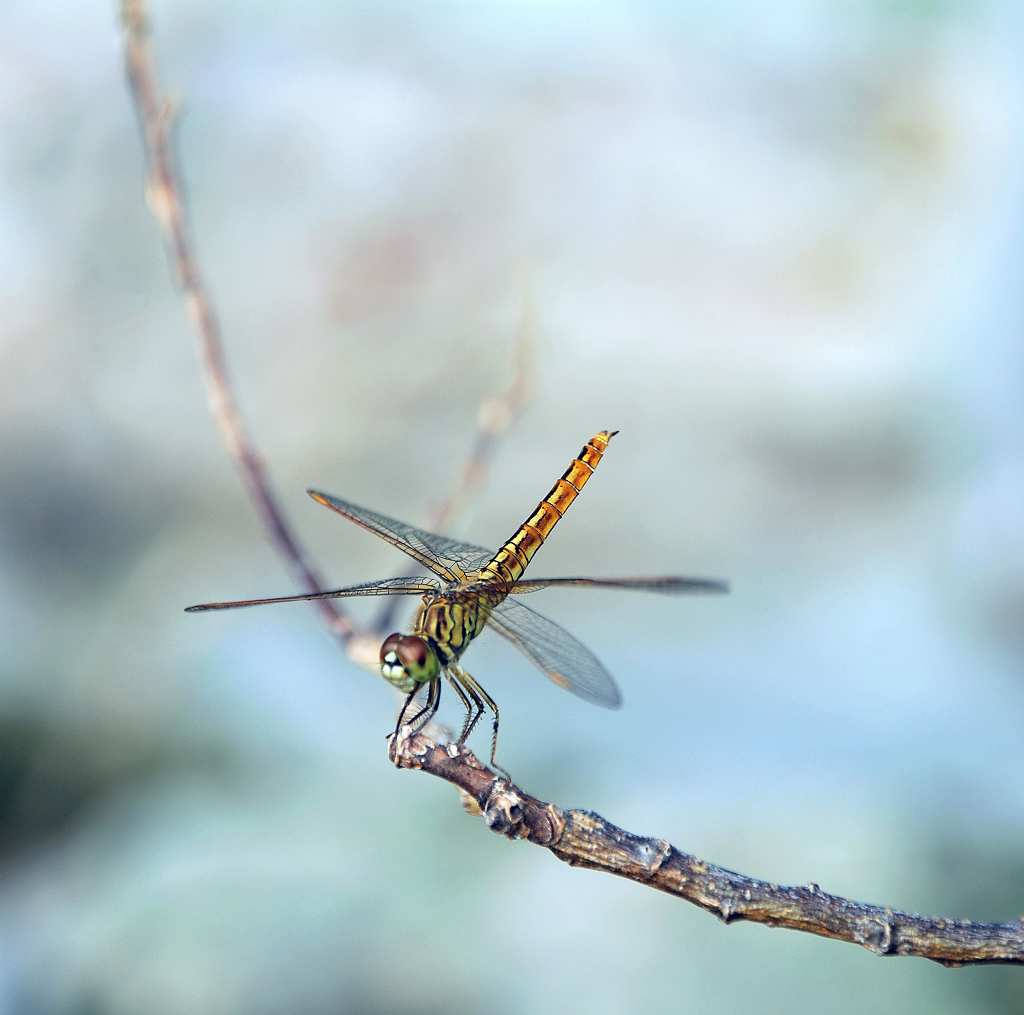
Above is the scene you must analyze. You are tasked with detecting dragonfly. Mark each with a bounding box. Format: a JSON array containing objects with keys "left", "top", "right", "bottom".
[{"left": 187, "top": 430, "right": 728, "bottom": 775}]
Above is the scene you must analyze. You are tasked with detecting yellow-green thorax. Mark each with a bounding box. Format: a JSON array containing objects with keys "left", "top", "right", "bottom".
[
  {"left": 378, "top": 587, "right": 499, "bottom": 692},
  {"left": 415, "top": 590, "right": 496, "bottom": 666}
]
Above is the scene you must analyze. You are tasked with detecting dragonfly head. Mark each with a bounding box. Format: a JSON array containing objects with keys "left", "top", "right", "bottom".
[{"left": 380, "top": 632, "right": 440, "bottom": 690}]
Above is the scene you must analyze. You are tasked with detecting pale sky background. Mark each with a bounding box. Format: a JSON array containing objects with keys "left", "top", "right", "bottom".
[{"left": 1, "top": 2, "right": 1023, "bottom": 1013}]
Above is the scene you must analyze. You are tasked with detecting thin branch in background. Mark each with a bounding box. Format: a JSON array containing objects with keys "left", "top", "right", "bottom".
[
  {"left": 391, "top": 732, "right": 1024, "bottom": 968},
  {"left": 433, "top": 302, "right": 533, "bottom": 533},
  {"left": 123, "top": 0, "right": 353, "bottom": 646},
  {"left": 372, "top": 305, "right": 533, "bottom": 634}
]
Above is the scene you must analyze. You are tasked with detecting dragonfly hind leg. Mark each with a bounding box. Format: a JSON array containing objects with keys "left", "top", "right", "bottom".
[
  {"left": 443, "top": 668, "right": 480, "bottom": 743},
  {"left": 449, "top": 665, "right": 512, "bottom": 782}
]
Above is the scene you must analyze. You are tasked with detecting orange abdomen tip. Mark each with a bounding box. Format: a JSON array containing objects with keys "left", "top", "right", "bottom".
[{"left": 479, "top": 429, "right": 620, "bottom": 589}]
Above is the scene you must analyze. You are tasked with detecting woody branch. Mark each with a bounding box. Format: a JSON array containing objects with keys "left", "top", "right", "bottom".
[{"left": 391, "top": 732, "right": 1024, "bottom": 967}]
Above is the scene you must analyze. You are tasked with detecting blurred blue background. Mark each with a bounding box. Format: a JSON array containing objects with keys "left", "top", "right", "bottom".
[{"left": 2, "top": 2, "right": 1023, "bottom": 1012}]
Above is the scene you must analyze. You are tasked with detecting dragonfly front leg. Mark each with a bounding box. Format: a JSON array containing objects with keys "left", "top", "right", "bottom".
[
  {"left": 405, "top": 677, "right": 441, "bottom": 734},
  {"left": 393, "top": 688, "right": 419, "bottom": 738},
  {"left": 449, "top": 665, "right": 512, "bottom": 782},
  {"left": 391, "top": 679, "right": 441, "bottom": 756}
]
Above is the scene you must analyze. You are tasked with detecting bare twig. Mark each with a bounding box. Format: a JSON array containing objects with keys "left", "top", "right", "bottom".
[
  {"left": 122, "top": 0, "right": 354, "bottom": 646},
  {"left": 124, "top": 2, "right": 1022, "bottom": 969},
  {"left": 372, "top": 309, "right": 532, "bottom": 633},
  {"left": 429, "top": 306, "right": 533, "bottom": 534},
  {"left": 391, "top": 731, "right": 1024, "bottom": 968}
]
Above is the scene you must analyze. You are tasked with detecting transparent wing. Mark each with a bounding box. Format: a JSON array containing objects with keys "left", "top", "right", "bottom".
[
  {"left": 308, "top": 489, "right": 493, "bottom": 580},
  {"left": 186, "top": 576, "right": 440, "bottom": 613},
  {"left": 486, "top": 596, "right": 622, "bottom": 709},
  {"left": 509, "top": 576, "right": 729, "bottom": 595}
]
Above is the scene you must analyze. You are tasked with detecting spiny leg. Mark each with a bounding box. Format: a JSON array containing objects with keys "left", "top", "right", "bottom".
[
  {"left": 405, "top": 676, "right": 441, "bottom": 735},
  {"left": 389, "top": 686, "right": 421, "bottom": 764},
  {"left": 391, "top": 679, "right": 438, "bottom": 745},
  {"left": 461, "top": 671, "right": 511, "bottom": 782},
  {"left": 443, "top": 668, "right": 478, "bottom": 744},
  {"left": 448, "top": 666, "right": 484, "bottom": 743},
  {"left": 451, "top": 665, "right": 512, "bottom": 782},
  {"left": 447, "top": 667, "right": 485, "bottom": 744},
  {"left": 392, "top": 687, "right": 420, "bottom": 743},
  {"left": 455, "top": 673, "right": 485, "bottom": 746},
  {"left": 389, "top": 681, "right": 439, "bottom": 767}
]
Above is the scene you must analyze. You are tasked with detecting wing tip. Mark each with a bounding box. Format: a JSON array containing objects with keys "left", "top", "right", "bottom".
[
  {"left": 669, "top": 577, "right": 730, "bottom": 594},
  {"left": 584, "top": 686, "right": 622, "bottom": 709}
]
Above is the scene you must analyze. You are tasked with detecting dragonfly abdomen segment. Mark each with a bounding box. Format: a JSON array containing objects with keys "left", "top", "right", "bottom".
[{"left": 479, "top": 430, "right": 617, "bottom": 587}]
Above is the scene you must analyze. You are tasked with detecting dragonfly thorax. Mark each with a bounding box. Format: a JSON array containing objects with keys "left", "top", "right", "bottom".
[{"left": 380, "top": 632, "right": 440, "bottom": 692}]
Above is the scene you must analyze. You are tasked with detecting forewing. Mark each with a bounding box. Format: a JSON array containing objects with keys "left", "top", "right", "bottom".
[
  {"left": 308, "top": 489, "right": 493, "bottom": 579},
  {"left": 186, "top": 576, "right": 440, "bottom": 612},
  {"left": 509, "top": 576, "right": 729, "bottom": 595},
  {"left": 486, "top": 596, "right": 621, "bottom": 709}
]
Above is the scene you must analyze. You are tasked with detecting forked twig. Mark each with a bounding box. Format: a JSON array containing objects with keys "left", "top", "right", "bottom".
[
  {"left": 391, "top": 732, "right": 1024, "bottom": 967},
  {"left": 123, "top": 1, "right": 1023, "bottom": 969}
]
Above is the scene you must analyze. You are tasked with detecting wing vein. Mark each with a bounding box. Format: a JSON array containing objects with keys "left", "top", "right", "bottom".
[{"left": 486, "top": 596, "right": 621, "bottom": 708}]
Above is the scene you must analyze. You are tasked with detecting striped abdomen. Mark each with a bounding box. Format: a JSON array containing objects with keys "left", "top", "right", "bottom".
[{"left": 478, "top": 430, "right": 617, "bottom": 588}]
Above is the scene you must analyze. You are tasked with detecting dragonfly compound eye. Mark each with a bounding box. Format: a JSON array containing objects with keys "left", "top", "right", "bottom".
[
  {"left": 379, "top": 633, "right": 439, "bottom": 687},
  {"left": 396, "top": 636, "right": 439, "bottom": 682},
  {"left": 380, "top": 632, "right": 403, "bottom": 664},
  {"left": 397, "top": 636, "right": 428, "bottom": 668}
]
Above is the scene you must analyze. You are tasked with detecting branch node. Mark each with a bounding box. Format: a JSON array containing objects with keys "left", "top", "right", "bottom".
[
  {"left": 714, "top": 893, "right": 741, "bottom": 924},
  {"left": 387, "top": 728, "right": 430, "bottom": 770},
  {"left": 482, "top": 783, "right": 526, "bottom": 838},
  {"left": 857, "top": 913, "right": 896, "bottom": 957},
  {"left": 634, "top": 837, "right": 672, "bottom": 876}
]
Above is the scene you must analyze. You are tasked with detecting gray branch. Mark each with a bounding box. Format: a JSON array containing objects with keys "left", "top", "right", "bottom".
[{"left": 391, "top": 731, "right": 1024, "bottom": 967}]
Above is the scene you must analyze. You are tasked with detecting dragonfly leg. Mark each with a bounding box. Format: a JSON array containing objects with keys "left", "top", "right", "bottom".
[
  {"left": 389, "top": 687, "right": 419, "bottom": 763},
  {"left": 404, "top": 677, "right": 441, "bottom": 735},
  {"left": 391, "top": 679, "right": 440, "bottom": 749},
  {"left": 391, "top": 686, "right": 420, "bottom": 746},
  {"left": 450, "top": 666, "right": 512, "bottom": 782},
  {"left": 389, "top": 684, "right": 442, "bottom": 762},
  {"left": 445, "top": 667, "right": 482, "bottom": 744}
]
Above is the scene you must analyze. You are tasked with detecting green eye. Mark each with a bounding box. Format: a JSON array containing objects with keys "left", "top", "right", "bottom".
[
  {"left": 397, "top": 638, "right": 427, "bottom": 668},
  {"left": 397, "top": 636, "right": 439, "bottom": 681},
  {"left": 380, "top": 633, "right": 438, "bottom": 687}
]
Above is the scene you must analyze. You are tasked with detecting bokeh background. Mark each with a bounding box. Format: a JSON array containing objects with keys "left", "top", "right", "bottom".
[{"left": 3, "top": 2, "right": 1023, "bottom": 1012}]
